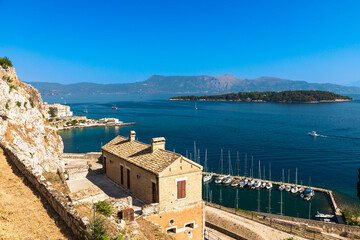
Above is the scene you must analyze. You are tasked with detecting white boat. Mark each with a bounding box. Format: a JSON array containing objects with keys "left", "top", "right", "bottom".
[
  {"left": 299, "top": 187, "right": 305, "bottom": 193},
  {"left": 300, "top": 193, "right": 304, "bottom": 198},
  {"left": 254, "top": 181, "right": 261, "bottom": 188},
  {"left": 291, "top": 186, "right": 299, "bottom": 194},
  {"left": 203, "top": 173, "right": 213, "bottom": 183},
  {"left": 266, "top": 182, "right": 273, "bottom": 189},
  {"left": 248, "top": 179, "right": 255, "bottom": 187},
  {"left": 239, "top": 180, "right": 246, "bottom": 188},
  {"left": 222, "top": 176, "right": 234, "bottom": 185},
  {"left": 83, "top": 106, "right": 88, "bottom": 113},
  {"left": 308, "top": 131, "right": 320, "bottom": 137},
  {"left": 231, "top": 179, "right": 240, "bottom": 187},
  {"left": 261, "top": 182, "right": 267, "bottom": 188},
  {"left": 304, "top": 187, "right": 315, "bottom": 197},
  {"left": 285, "top": 185, "right": 291, "bottom": 192},
  {"left": 243, "top": 178, "right": 249, "bottom": 185},
  {"left": 314, "top": 211, "right": 334, "bottom": 218},
  {"left": 215, "top": 175, "right": 225, "bottom": 184},
  {"left": 279, "top": 184, "right": 285, "bottom": 191}
]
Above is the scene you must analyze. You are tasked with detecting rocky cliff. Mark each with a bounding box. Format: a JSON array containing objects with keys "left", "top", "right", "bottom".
[{"left": 0, "top": 66, "right": 64, "bottom": 174}]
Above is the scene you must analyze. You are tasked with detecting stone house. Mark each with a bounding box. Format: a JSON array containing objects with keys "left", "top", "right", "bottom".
[
  {"left": 101, "top": 131, "right": 203, "bottom": 240},
  {"left": 43, "top": 102, "right": 73, "bottom": 118}
]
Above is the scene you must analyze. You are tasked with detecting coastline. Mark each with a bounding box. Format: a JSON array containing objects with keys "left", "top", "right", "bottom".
[
  {"left": 169, "top": 98, "right": 353, "bottom": 103},
  {"left": 55, "top": 122, "right": 136, "bottom": 131}
]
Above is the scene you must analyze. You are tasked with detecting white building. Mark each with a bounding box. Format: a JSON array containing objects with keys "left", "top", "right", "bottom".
[{"left": 44, "top": 102, "right": 73, "bottom": 118}]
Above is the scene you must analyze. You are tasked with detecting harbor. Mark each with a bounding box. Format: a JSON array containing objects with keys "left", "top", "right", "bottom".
[{"left": 202, "top": 171, "right": 344, "bottom": 224}]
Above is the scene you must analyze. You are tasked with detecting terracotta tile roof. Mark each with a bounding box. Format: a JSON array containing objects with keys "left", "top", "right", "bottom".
[{"left": 101, "top": 135, "right": 182, "bottom": 175}]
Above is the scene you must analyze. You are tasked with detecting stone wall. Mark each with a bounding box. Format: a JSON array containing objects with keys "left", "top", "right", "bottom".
[{"left": 0, "top": 144, "right": 90, "bottom": 239}]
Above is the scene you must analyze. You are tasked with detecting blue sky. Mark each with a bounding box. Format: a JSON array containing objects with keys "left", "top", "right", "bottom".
[{"left": 1, "top": 0, "right": 360, "bottom": 84}]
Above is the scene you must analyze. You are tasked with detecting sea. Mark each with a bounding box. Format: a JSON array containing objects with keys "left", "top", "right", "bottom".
[{"left": 43, "top": 94, "right": 360, "bottom": 219}]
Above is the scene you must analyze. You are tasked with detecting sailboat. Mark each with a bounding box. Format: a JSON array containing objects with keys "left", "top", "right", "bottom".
[
  {"left": 195, "top": 102, "right": 198, "bottom": 110},
  {"left": 215, "top": 149, "right": 225, "bottom": 184},
  {"left": 222, "top": 151, "right": 235, "bottom": 185},
  {"left": 279, "top": 169, "right": 285, "bottom": 191},
  {"left": 266, "top": 163, "right": 273, "bottom": 189},
  {"left": 285, "top": 169, "right": 291, "bottom": 192},
  {"left": 291, "top": 168, "right": 299, "bottom": 194},
  {"left": 83, "top": 106, "right": 88, "bottom": 113},
  {"left": 202, "top": 149, "right": 213, "bottom": 183},
  {"left": 111, "top": 104, "right": 118, "bottom": 110}
]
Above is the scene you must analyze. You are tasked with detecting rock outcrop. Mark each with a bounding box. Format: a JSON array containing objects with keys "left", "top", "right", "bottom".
[{"left": 0, "top": 66, "right": 64, "bottom": 174}]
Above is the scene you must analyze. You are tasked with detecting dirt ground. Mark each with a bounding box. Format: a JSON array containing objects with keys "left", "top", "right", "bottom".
[{"left": 0, "top": 148, "right": 73, "bottom": 240}]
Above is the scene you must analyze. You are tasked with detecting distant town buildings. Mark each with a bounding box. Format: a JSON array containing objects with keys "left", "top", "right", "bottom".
[
  {"left": 99, "top": 118, "right": 122, "bottom": 125},
  {"left": 44, "top": 102, "right": 73, "bottom": 118},
  {"left": 102, "top": 131, "right": 203, "bottom": 240}
]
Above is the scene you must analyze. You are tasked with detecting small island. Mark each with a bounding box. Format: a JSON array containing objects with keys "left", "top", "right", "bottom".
[{"left": 169, "top": 90, "right": 353, "bottom": 103}]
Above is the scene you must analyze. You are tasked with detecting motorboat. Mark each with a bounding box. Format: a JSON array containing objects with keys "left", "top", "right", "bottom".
[
  {"left": 239, "top": 180, "right": 246, "bottom": 188},
  {"left": 254, "top": 181, "right": 261, "bottom": 188},
  {"left": 231, "top": 179, "right": 240, "bottom": 187},
  {"left": 222, "top": 176, "right": 235, "bottom": 185},
  {"left": 266, "top": 182, "right": 273, "bottom": 189},
  {"left": 261, "top": 182, "right": 267, "bottom": 188},
  {"left": 300, "top": 193, "right": 304, "bottom": 198},
  {"left": 314, "top": 211, "right": 334, "bottom": 218},
  {"left": 215, "top": 175, "right": 225, "bottom": 184},
  {"left": 285, "top": 185, "right": 291, "bottom": 192},
  {"left": 203, "top": 173, "right": 213, "bottom": 183},
  {"left": 299, "top": 187, "right": 305, "bottom": 193},
  {"left": 279, "top": 184, "right": 285, "bottom": 191},
  {"left": 308, "top": 131, "right": 320, "bottom": 137},
  {"left": 248, "top": 179, "right": 255, "bottom": 187},
  {"left": 243, "top": 178, "right": 249, "bottom": 185},
  {"left": 291, "top": 185, "right": 299, "bottom": 194},
  {"left": 304, "top": 187, "right": 315, "bottom": 197}
]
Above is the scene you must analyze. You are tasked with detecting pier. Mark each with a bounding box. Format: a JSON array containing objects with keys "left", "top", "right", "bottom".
[
  {"left": 203, "top": 172, "right": 344, "bottom": 224},
  {"left": 57, "top": 122, "right": 137, "bottom": 131}
]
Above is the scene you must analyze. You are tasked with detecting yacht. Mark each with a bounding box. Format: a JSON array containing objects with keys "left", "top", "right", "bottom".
[
  {"left": 266, "top": 182, "right": 273, "bottom": 189},
  {"left": 308, "top": 131, "right": 320, "bottom": 137},
  {"left": 231, "top": 179, "right": 240, "bottom": 187},
  {"left": 239, "top": 180, "right": 246, "bottom": 188},
  {"left": 243, "top": 178, "right": 249, "bottom": 185},
  {"left": 254, "top": 181, "right": 261, "bottom": 188},
  {"left": 261, "top": 182, "right": 267, "bottom": 188},
  {"left": 304, "top": 187, "right": 315, "bottom": 197},
  {"left": 222, "top": 176, "right": 235, "bottom": 185},
  {"left": 279, "top": 183, "right": 285, "bottom": 191},
  {"left": 314, "top": 211, "right": 334, "bottom": 219},
  {"left": 215, "top": 175, "right": 225, "bottom": 184},
  {"left": 291, "top": 185, "right": 299, "bottom": 194},
  {"left": 203, "top": 173, "right": 213, "bottom": 183},
  {"left": 299, "top": 187, "right": 305, "bottom": 193},
  {"left": 285, "top": 185, "right": 291, "bottom": 192},
  {"left": 248, "top": 179, "right": 255, "bottom": 187}
]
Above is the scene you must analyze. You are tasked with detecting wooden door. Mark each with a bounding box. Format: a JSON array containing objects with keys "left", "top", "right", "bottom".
[
  {"left": 120, "top": 165, "right": 124, "bottom": 185},
  {"left": 127, "top": 169, "right": 130, "bottom": 189}
]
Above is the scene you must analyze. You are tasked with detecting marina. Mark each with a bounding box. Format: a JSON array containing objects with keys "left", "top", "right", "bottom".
[{"left": 202, "top": 171, "right": 343, "bottom": 223}]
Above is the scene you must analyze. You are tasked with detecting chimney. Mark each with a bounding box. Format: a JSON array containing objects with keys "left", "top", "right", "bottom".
[
  {"left": 151, "top": 137, "right": 165, "bottom": 152},
  {"left": 129, "top": 131, "right": 136, "bottom": 141}
]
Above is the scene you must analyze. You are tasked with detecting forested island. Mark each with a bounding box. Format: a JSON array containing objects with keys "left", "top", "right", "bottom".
[{"left": 169, "top": 90, "right": 353, "bottom": 103}]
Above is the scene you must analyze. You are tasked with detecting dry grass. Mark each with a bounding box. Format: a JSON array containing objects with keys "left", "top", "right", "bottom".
[
  {"left": 0, "top": 148, "right": 74, "bottom": 240},
  {"left": 43, "top": 171, "right": 68, "bottom": 194},
  {"left": 136, "top": 218, "right": 174, "bottom": 240}
]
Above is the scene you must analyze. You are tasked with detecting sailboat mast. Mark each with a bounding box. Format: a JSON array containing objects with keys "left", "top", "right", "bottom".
[
  {"left": 237, "top": 151, "right": 239, "bottom": 176},
  {"left": 259, "top": 160, "right": 261, "bottom": 179},
  {"left": 263, "top": 165, "right": 265, "bottom": 180},
  {"left": 252, "top": 157, "right": 255, "bottom": 178},
  {"left": 288, "top": 169, "right": 290, "bottom": 183},
  {"left": 197, "top": 149, "right": 200, "bottom": 164},
  {"left": 282, "top": 168, "right": 284, "bottom": 183},
  {"left": 204, "top": 149, "right": 208, "bottom": 172},
  {"left": 296, "top": 167, "right": 298, "bottom": 185},
  {"left": 269, "top": 163, "right": 272, "bottom": 181},
  {"left": 245, "top": 153, "right": 248, "bottom": 177},
  {"left": 194, "top": 141, "right": 197, "bottom": 163},
  {"left": 228, "top": 150, "right": 231, "bottom": 175},
  {"left": 221, "top": 149, "right": 223, "bottom": 174}
]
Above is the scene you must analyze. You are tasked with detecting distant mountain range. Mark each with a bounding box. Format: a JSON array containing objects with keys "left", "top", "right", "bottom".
[{"left": 27, "top": 74, "right": 360, "bottom": 95}]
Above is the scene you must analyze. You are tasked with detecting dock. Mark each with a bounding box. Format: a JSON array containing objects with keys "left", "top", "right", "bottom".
[
  {"left": 203, "top": 172, "right": 344, "bottom": 224},
  {"left": 58, "top": 122, "right": 137, "bottom": 131}
]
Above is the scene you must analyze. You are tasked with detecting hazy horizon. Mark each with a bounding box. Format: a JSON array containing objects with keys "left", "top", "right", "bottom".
[{"left": 1, "top": 0, "right": 360, "bottom": 85}]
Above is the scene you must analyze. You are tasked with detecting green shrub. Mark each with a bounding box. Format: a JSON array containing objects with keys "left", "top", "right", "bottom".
[
  {"left": 0, "top": 57, "right": 13, "bottom": 69},
  {"left": 29, "top": 97, "right": 34, "bottom": 108},
  {"left": 55, "top": 118, "right": 60, "bottom": 121},
  {"left": 9, "top": 84, "right": 17, "bottom": 92},
  {"left": 94, "top": 200, "right": 113, "bottom": 217},
  {"left": 6, "top": 76, "right": 13, "bottom": 83},
  {"left": 24, "top": 102, "right": 27, "bottom": 109},
  {"left": 48, "top": 107, "right": 56, "bottom": 118},
  {"left": 16, "top": 101, "right": 21, "bottom": 107},
  {"left": 5, "top": 102, "right": 9, "bottom": 110}
]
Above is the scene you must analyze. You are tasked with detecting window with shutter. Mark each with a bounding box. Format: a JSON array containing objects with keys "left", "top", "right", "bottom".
[{"left": 177, "top": 180, "right": 186, "bottom": 199}]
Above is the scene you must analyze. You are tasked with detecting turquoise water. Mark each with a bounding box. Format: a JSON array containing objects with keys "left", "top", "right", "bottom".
[{"left": 44, "top": 94, "right": 360, "bottom": 218}]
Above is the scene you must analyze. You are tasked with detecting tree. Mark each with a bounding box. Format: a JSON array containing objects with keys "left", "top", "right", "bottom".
[
  {"left": 48, "top": 107, "right": 56, "bottom": 118},
  {"left": 0, "top": 57, "right": 13, "bottom": 69}
]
